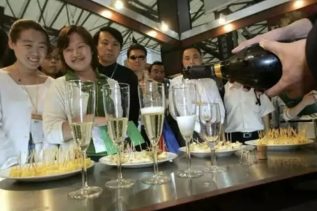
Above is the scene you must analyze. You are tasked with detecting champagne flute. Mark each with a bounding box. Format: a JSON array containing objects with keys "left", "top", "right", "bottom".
[
  {"left": 138, "top": 81, "right": 169, "bottom": 185},
  {"left": 199, "top": 102, "right": 225, "bottom": 172},
  {"left": 172, "top": 83, "right": 203, "bottom": 178},
  {"left": 66, "top": 80, "right": 102, "bottom": 199},
  {"left": 103, "top": 83, "right": 135, "bottom": 189}
]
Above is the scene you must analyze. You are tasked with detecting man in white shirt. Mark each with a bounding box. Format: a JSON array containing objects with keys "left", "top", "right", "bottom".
[
  {"left": 224, "top": 81, "right": 274, "bottom": 143},
  {"left": 169, "top": 46, "right": 225, "bottom": 146}
]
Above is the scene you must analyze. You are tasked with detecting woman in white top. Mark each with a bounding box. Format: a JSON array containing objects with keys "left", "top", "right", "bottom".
[
  {"left": 0, "top": 19, "right": 53, "bottom": 169},
  {"left": 43, "top": 25, "right": 118, "bottom": 160},
  {"left": 224, "top": 81, "right": 274, "bottom": 143}
]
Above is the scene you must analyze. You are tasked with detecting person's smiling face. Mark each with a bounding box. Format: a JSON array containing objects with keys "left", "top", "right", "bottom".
[
  {"left": 62, "top": 32, "right": 93, "bottom": 72},
  {"left": 9, "top": 29, "right": 48, "bottom": 71}
]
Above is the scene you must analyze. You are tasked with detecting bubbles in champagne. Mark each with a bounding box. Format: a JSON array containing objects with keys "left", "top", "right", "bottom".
[
  {"left": 141, "top": 107, "right": 164, "bottom": 146},
  {"left": 107, "top": 117, "right": 128, "bottom": 145},
  {"left": 71, "top": 122, "right": 93, "bottom": 151}
]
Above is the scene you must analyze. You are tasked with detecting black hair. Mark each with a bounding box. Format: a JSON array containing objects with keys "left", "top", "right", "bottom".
[
  {"left": 149, "top": 61, "right": 163, "bottom": 73},
  {"left": 93, "top": 26, "right": 123, "bottom": 48},
  {"left": 182, "top": 46, "right": 202, "bottom": 58},
  {"left": 9, "top": 19, "right": 50, "bottom": 53},
  {"left": 57, "top": 25, "right": 99, "bottom": 70},
  {"left": 127, "top": 43, "right": 147, "bottom": 58}
]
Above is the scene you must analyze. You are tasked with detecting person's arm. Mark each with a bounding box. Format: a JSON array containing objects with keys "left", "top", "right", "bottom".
[
  {"left": 43, "top": 79, "right": 73, "bottom": 144},
  {"left": 258, "top": 91, "right": 275, "bottom": 131},
  {"left": 306, "top": 21, "right": 317, "bottom": 82},
  {"left": 283, "top": 90, "right": 317, "bottom": 120},
  {"left": 232, "top": 18, "right": 313, "bottom": 53},
  {"left": 168, "top": 78, "right": 177, "bottom": 119},
  {"left": 0, "top": 102, "right": 16, "bottom": 169},
  {"left": 261, "top": 115, "right": 270, "bottom": 132},
  {"left": 207, "top": 79, "right": 226, "bottom": 124}
]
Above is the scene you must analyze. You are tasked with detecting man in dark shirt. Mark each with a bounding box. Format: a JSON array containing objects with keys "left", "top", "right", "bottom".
[{"left": 93, "top": 27, "right": 140, "bottom": 125}]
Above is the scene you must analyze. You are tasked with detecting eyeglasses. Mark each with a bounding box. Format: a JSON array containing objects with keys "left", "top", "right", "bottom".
[{"left": 129, "top": 55, "right": 145, "bottom": 60}]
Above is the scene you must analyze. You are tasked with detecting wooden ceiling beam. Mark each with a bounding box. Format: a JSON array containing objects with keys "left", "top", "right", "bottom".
[
  {"left": 63, "top": 0, "right": 180, "bottom": 45},
  {"left": 181, "top": 0, "right": 317, "bottom": 47}
]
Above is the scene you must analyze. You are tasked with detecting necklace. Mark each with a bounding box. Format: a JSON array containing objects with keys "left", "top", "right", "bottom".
[
  {"left": 13, "top": 67, "right": 40, "bottom": 85},
  {"left": 16, "top": 68, "right": 41, "bottom": 115},
  {"left": 110, "top": 63, "right": 118, "bottom": 79}
]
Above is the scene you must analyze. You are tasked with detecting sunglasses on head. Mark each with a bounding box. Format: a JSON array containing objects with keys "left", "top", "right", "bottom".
[{"left": 129, "top": 55, "right": 145, "bottom": 60}]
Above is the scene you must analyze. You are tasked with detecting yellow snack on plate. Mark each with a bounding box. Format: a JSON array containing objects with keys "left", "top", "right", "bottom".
[
  {"left": 108, "top": 150, "right": 168, "bottom": 164},
  {"left": 9, "top": 158, "right": 92, "bottom": 177},
  {"left": 257, "top": 128, "right": 308, "bottom": 145}
]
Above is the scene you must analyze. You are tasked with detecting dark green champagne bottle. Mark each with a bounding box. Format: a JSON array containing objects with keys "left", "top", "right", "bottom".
[{"left": 183, "top": 44, "right": 282, "bottom": 90}]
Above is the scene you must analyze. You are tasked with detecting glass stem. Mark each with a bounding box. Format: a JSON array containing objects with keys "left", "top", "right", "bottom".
[
  {"left": 185, "top": 138, "right": 192, "bottom": 172},
  {"left": 117, "top": 142, "right": 123, "bottom": 180},
  {"left": 81, "top": 151, "right": 88, "bottom": 189},
  {"left": 152, "top": 143, "right": 159, "bottom": 176},
  {"left": 210, "top": 147, "right": 217, "bottom": 166}
]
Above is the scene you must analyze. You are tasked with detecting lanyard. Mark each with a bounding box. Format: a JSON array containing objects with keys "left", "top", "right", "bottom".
[{"left": 109, "top": 63, "right": 118, "bottom": 79}]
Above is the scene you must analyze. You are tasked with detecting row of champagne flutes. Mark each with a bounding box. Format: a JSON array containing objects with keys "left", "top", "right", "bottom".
[
  {"left": 173, "top": 83, "right": 224, "bottom": 177},
  {"left": 65, "top": 80, "right": 223, "bottom": 199},
  {"left": 65, "top": 80, "right": 166, "bottom": 199}
]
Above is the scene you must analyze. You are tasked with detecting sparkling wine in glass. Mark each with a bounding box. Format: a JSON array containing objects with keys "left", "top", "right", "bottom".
[
  {"left": 139, "top": 81, "right": 169, "bottom": 185},
  {"left": 66, "top": 80, "right": 102, "bottom": 199},
  {"left": 199, "top": 102, "right": 225, "bottom": 172},
  {"left": 103, "top": 83, "right": 134, "bottom": 189},
  {"left": 172, "top": 83, "right": 203, "bottom": 178}
]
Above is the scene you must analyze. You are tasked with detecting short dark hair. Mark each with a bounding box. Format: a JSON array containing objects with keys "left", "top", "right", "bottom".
[
  {"left": 149, "top": 61, "right": 163, "bottom": 73},
  {"left": 182, "top": 46, "right": 202, "bottom": 57},
  {"left": 9, "top": 19, "right": 50, "bottom": 52},
  {"left": 127, "top": 43, "right": 147, "bottom": 58},
  {"left": 93, "top": 26, "right": 123, "bottom": 48},
  {"left": 57, "top": 25, "right": 99, "bottom": 70}
]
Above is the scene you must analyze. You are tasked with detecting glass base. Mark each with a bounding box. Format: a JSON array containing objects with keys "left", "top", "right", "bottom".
[
  {"left": 141, "top": 173, "right": 170, "bottom": 185},
  {"left": 105, "top": 178, "right": 135, "bottom": 189},
  {"left": 68, "top": 186, "right": 103, "bottom": 199},
  {"left": 205, "top": 165, "right": 226, "bottom": 173},
  {"left": 176, "top": 169, "right": 203, "bottom": 178}
]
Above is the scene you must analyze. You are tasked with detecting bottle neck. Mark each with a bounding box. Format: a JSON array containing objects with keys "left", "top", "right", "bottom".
[{"left": 214, "top": 63, "right": 223, "bottom": 79}]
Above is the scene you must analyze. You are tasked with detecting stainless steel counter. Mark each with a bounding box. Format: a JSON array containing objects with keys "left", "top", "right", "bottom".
[{"left": 1, "top": 145, "right": 317, "bottom": 211}]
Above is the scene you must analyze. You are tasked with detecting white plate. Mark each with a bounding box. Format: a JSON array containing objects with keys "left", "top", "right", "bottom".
[
  {"left": 99, "top": 152, "right": 177, "bottom": 168},
  {"left": 0, "top": 161, "right": 94, "bottom": 182},
  {"left": 245, "top": 139, "right": 314, "bottom": 151},
  {"left": 178, "top": 146, "right": 239, "bottom": 158}
]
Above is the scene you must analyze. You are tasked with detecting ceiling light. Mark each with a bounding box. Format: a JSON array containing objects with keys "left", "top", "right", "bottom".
[
  {"left": 101, "top": 10, "right": 112, "bottom": 19},
  {"left": 147, "top": 30, "right": 157, "bottom": 38},
  {"left": 223, "top": 23, "right": 234, "bottom": 32},
  {"left": 293, "top": 0, "right": 304, "bottom": 9},
  {"left": 160, "top": 21, "right": 169, "bottom": 32},
  {"left": 114, "top": 0, "right": 124, "bottom": 10}
]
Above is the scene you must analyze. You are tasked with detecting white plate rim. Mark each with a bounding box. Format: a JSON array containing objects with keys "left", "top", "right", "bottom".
[
  {"left": 0, "top": 161, "right": 94, "bottom": 182},
  {"left": 245, "top": 139, "right": 314, "bottom": 149},
  {"left": 99, "top": 152, "right": 177, "bottom": 168},
  {"left": 178, "top": 146, "right": 239, "bottom": 157}
]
